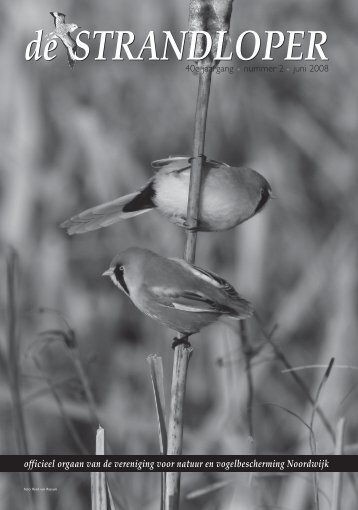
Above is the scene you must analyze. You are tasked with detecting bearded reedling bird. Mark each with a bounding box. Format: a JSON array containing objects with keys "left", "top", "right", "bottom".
[
  {"left": 61, "top": 156, "right": 273, "bottom": 234},
  {"left": 47, "top": 12, "right": 80, "bottom": 68},
  {"left": 102, "top": 247, "right": 253, "bottom": 344}
]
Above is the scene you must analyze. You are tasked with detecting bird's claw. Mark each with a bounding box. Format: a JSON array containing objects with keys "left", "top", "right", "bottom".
[
  {"left": 185, "top": 224, "right": 199, "bottom": 232},
  {"left": 172, "top": 335, "right": 191, "bottom": 349},
  {"left": 183, "top": 221, "right": 199, "bottom": 232},
  {"left": 175, "top": 217, "right": 199, "bottom": 232}
]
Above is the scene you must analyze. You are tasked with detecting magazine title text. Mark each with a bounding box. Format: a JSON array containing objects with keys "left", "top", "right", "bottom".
[{"left": 25, "top": 30, "right": 328, "bottom": 63}]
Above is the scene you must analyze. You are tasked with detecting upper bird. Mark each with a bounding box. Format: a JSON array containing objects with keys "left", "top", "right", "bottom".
[
  {"left": 102, "top": 247, "right": 253, "bottom": 341},
  {"left": 61, "top": 156, "right": 273, "bottom": 234},
  {"left": 47, "top": 12, "right": 80, "bottom": 68}
]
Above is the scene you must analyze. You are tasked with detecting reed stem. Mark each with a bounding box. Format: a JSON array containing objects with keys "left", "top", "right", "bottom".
[
  {"left": 184, "top": 71, "right": 212, "bottom": 263},
  {"left": 165, "top": 70, "right": 212, "bottom": 510},
  {"left": 6, "top": 249, "right": 34, "bottom": 509}
]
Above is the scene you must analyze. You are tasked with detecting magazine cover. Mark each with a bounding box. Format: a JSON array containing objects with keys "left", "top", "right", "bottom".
[{"left": 1, "top": 0, "right": 357, "bottom": 509}]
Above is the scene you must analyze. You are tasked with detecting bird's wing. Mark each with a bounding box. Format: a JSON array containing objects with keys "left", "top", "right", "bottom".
[
  {"left": 149, "top": 287, "right": 237, "bottom": 315},
  {"left": 151, "top": 157, "right": 191, "bottom": 174},
  {"left": 151, "top": 156, "right": 230, "bottom": 174},
  {"left": 59, "top": 33, "right": 77, "bottom": 68},
  {"left": 148, "top": 260, "right": 252, "bottom": 317},
  {"left": 206, "top": 159, "right": 230, "bottom": 168},
  {"left": 61, "top": 32, "right": 76, "bottom": 50},
  {"left": 50, "top": 12, "right": 66, "bottom": 27},
  {"left": 169, "top": 258, "right": 238, "bottom": 299},
  {"left": 167, "top": 258, "right": 253, "bottom": 318}
]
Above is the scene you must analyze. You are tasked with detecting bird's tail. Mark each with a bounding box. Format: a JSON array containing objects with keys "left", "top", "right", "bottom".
[
  {"left": 60, "top": 187, "right": 155, "bottom": 235},
  {"left": 67, "top": 47, "right": 77, "bottom": 69},
  {"left": 227, "top": 297, "right": 254, "bottom": 320}
]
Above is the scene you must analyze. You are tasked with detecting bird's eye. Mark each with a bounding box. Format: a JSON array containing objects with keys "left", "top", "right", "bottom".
[{"left": 114, "top": 264, "right": 124, "bottom": 275}]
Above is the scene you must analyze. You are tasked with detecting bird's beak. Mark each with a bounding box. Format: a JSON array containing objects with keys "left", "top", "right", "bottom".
[
  {"left": 102, "top": 268, "right": 113, "bottom": 277},
  {"left": 269, "top": 190, "right": 277, "bottom": 200}
]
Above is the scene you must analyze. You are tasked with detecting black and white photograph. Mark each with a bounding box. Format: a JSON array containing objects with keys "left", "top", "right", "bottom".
[{"left": 0, "top": 0, "right": 357, "bottom": 509}]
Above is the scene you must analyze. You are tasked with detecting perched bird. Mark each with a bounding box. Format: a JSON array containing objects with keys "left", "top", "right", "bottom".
[
  {"left": 61, "top": 156, "right": 273, "bottom": 234},
  {"left": 102, "top": 247, "right": 253, "bottom": 342},
  {"left": 47, "top": 12, "right": 80, "bottom": 68}
]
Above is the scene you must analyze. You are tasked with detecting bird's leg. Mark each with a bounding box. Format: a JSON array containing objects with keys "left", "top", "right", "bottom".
[{"left": 172, "top": 334, "right": 192, "bottom": 349}]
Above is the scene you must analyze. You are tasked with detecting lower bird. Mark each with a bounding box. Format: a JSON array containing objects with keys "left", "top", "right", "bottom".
[
  {"left": 61, "top": 156, "right": 273, "bottom": 234},
  {"left": 102, "top": 247, "right": 253, "bottom": 343}
]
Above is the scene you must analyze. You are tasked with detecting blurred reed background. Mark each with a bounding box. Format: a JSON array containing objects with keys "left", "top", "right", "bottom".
[{"left": 0, "top": 0, "right": 357, "bottom": 509}]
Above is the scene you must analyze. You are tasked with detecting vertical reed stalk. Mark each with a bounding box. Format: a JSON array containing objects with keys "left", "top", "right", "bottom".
[
  {"left": 332, "top": 417, "right": 345, "bottom": 510},
  {"left": 239, "top": 321, "right": 254, "bottom": 440},
  {"left": 6, "top": 249, "right": 34, "bottom": 508},
  {"left": 165, "top": 69, "right": 212, "bottom": 510},
  {"left": 71, "top": 345, "right": 101, "bottom": 427},
  {"left": 184, "top": 71, "right": 212, "bottom": 263},
  {"left": 6, "top": 250, "right": 28, "bottom": 454}
]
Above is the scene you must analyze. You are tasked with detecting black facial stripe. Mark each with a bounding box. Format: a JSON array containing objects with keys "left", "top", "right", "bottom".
[
  {"left": 254, "top": 188, "right": 270, "bottom": 214},
  {"left": 122, "top": 181, "right": 156, "bottom": 212},
  {"left": 114, "top": 265, "right": 130, "bottom": 295}
]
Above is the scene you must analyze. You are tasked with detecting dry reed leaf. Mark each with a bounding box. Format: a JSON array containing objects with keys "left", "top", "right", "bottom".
[
  {"left": 107, "top": 481, "right": 118, "bottom": 510},
  {"left": 147, "top": 354, "right": 167, "bottom": 510},
  {"left": 186, "top": 479, "right": 233, "bottom": 499},
  {"left": 147, "top": 354, "right": 167, "bottom": 454}
]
